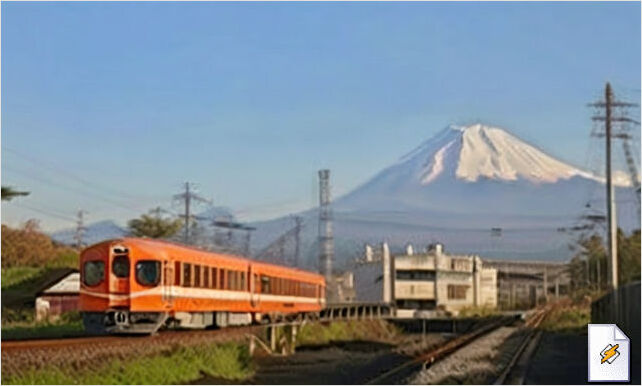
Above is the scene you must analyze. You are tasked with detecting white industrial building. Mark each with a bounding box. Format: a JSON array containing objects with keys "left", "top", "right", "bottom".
[{"left": 353, "top": 243, "right": 497, "bottom": 317}]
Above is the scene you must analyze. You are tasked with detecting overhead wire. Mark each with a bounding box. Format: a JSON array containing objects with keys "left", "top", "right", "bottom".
[
  {"left": 10, "top": 202, "right": 77, "bottom": 223},
  {"left": 2, "top": 165, "right": 146, "bottom": 213},
  {"left": 2, "top": 147, "right": 166, "bottom": 202}
]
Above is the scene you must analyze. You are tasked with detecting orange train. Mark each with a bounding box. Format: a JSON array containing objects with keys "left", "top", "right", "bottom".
[{"left": 79, "top": 238, "right": 326, "bottom": 334}]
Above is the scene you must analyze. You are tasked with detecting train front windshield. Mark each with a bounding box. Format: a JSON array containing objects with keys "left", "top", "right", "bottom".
[{"left": 135, "top": 260, "right": 161, "bottom": 286}]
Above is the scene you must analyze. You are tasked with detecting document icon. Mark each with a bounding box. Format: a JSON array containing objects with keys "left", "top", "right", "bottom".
[{"left": 588, "top": 324, "right": 630, "bottom": 382}]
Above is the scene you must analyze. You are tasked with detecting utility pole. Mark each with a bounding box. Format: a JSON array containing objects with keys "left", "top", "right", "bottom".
[
  {"left": 590, "top": 82, "right": 639, "bottom": 290},
  {"left": 244, "top": 230, "right": 252, "bottom": 257},
  {"left": 173, "top": 182, "right": 210, "bottom": 245},
  {"left": 604, "top": 83, "right": 618, "bottom": 290},
  {"left": 184, "top": 182, "right": 191, "bottom": 243},
  {"left": 73, "top": 210, "right": 87, "bottom": 249},
  {"left": 318, "top": 170, "right": 334, "bottom": 291},
  {"left": 293, "top": 216, "right": 303, "bottom": 267}
]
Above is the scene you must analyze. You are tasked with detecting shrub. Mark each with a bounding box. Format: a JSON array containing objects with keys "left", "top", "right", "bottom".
[{"left": 1, "top": 221, "right": 78, "bottom": 268}]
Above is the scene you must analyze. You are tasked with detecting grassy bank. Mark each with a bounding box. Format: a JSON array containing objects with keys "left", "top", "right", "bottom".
[
  {"left": 296, "top": 320, "right": 400, "bottom": 347},
  {"left": 1, "top": 311, "right": 85, "bottom": 340},
  {"left": 3, "top": 342, "right": 253, "bottom": 385},
  {"left": 540, "top": 303, "right": 590, "bottom": 334},
  {"left": 2, "top": 319, "right": 85, "bottom": 340},
  {"left": 1, "top": 266, "right": 44, "bottom": 290}
]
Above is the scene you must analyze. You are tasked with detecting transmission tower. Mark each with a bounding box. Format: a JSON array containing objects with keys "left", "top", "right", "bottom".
[
  {"left": 211, "top": 213, "right": 255, "bottom": 255},
  {"left": 293, "top": 216, "right": 303, "bottom": 267},
  {"left": 73, "top": 209, "right": 88, "bottom": 249},
  {"left": 589, "top": 82, "right": 638, "bottom": 290},
  {"left": 173, "top": 182, "right": 211, "bottom": 244},
  {"left": 621, "top": 138, "right": 641, "bottom": 216},
  {"left": 318, "top": 170, "right": 333, "bottom": 287}
]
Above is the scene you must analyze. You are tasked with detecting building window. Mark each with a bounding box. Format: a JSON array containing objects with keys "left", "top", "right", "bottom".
[
  {"left": 396, "top": 270, "right": 435, "bottom": 281},
  {"left": 450, "top": 259, "right": 471, "bottom": 271},
  {"left": 447, "top": 284, "right": 468, "bottom": 300}
]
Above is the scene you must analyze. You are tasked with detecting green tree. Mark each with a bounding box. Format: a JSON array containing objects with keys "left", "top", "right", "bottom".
[
  {"left": 570, "top": 229, "right": 641, "bottom": 291},
  {"left": 128, "top": 208, "right": 183, "bottom": 239},
  {"left": 1, "top": 186, "right": 29, "bottom": 201},
  {"left": 618, "top": 228, "right": 641, "bottom": 285}
]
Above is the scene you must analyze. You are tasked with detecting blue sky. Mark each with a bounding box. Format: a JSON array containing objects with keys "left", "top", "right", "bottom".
[{"left": 2, "top": 1, "right": 640, "bottom": 231}]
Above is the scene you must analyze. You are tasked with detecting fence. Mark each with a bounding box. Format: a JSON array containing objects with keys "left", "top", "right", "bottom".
[{"left": 591, "top": 281, "right": 640, "bottom": 384}]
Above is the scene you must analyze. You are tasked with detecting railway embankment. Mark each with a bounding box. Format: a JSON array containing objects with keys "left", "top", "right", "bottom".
[{"left": 2, "top": 320, "right": 403, "bottom": 385}]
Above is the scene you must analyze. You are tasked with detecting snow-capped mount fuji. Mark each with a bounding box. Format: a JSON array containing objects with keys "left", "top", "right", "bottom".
[
  {"left": 411, "top": 123, "right": 595, "bottom": 184},
  {"left": 335, "top": 123, "right": 632, "bottom": 222}
]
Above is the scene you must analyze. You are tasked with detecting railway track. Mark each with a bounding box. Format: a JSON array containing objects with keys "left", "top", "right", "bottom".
[
  {"left": 366, "top": 315, "right": 518, "bottom": 384},
  {"left": 493, "top": 306, "right": 550, "bottom": 385},
  {"left": 366, "top": 308, "right": 549, "bottom": 385}
]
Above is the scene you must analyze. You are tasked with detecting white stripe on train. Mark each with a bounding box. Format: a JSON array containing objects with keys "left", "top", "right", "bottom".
[{"left": 80, "top": 286, "right": 323, "bottom": 304}]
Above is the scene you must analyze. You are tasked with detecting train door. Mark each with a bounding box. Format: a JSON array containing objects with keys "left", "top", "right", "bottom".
[
  {"left": 110, "top": 248, "right": 130, "bottom": 305},
  {"left": 162, "top": 260, "right": 174, "bottom": 308},
  {"left": 250, "top": 267, "right": 260, "bottom": 308}
]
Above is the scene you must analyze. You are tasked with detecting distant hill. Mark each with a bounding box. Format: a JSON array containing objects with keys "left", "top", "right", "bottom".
[{"left": 50, "top": 220, "right": 128, "bottom": 246}]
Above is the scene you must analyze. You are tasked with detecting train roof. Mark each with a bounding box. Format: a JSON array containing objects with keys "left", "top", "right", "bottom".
[{"left": 83, "top": 237, "right": 324, "bottom": 282}]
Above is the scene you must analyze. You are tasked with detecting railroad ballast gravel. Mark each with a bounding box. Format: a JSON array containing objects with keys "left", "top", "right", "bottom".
[{"left": 407, "top": 326, "right": 527, "bottom": 385}]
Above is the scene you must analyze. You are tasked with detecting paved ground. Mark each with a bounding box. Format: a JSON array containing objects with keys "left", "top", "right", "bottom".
[
  {"left": 526, "top": 330, "right": 640, "bottom": 385},
  {"left": 525, "top": 331, "right": 588, "bottom": 384}
]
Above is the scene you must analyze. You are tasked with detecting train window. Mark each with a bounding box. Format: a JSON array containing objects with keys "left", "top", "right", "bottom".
[
  {"left": 261, "top": 275, "right": 270, "bottom": 293},
  {"left": 174, "top": 261, "right": 181, "bottom": 285},
  {"left": 183, "top": 263, "right": 191, "bottom": 287},
  {"left": 194, "top": 265, "right": 201, "bottom": 287},
  {"left": 212, "top": 267, "right": 218, "bottom": 289},
  {"left": 220, "top": 269, "right": 226, "bottom": 290},
  {"left": 203, "top": 267, "right": 210, "bottom": 288},
  {"left": 240, "top": 272, "right": 246, "bottom": 290},
  {"left": 136, "top": 261, "right": 161, "bottom": 286},
  {"left": 83, "top": 261, "right": 105, "bottom": 286},
  {"left": 112, "top": 256, "right": 129, "bottom": 278}
]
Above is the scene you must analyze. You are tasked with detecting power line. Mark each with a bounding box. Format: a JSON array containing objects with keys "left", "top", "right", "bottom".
[
  {"left": 2, "top": 147, "right": 165, "bottom": 201},
  {"left": 3, "top": 165, "right": 146, "bottom": 213},
  {"left": 11, "top": 202, "right": 77, "bottom": 223}
]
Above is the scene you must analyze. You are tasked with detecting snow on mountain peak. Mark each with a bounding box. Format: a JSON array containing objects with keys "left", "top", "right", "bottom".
[{"left": 413, "top": 123, "right": 595, "bottom": 185}]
